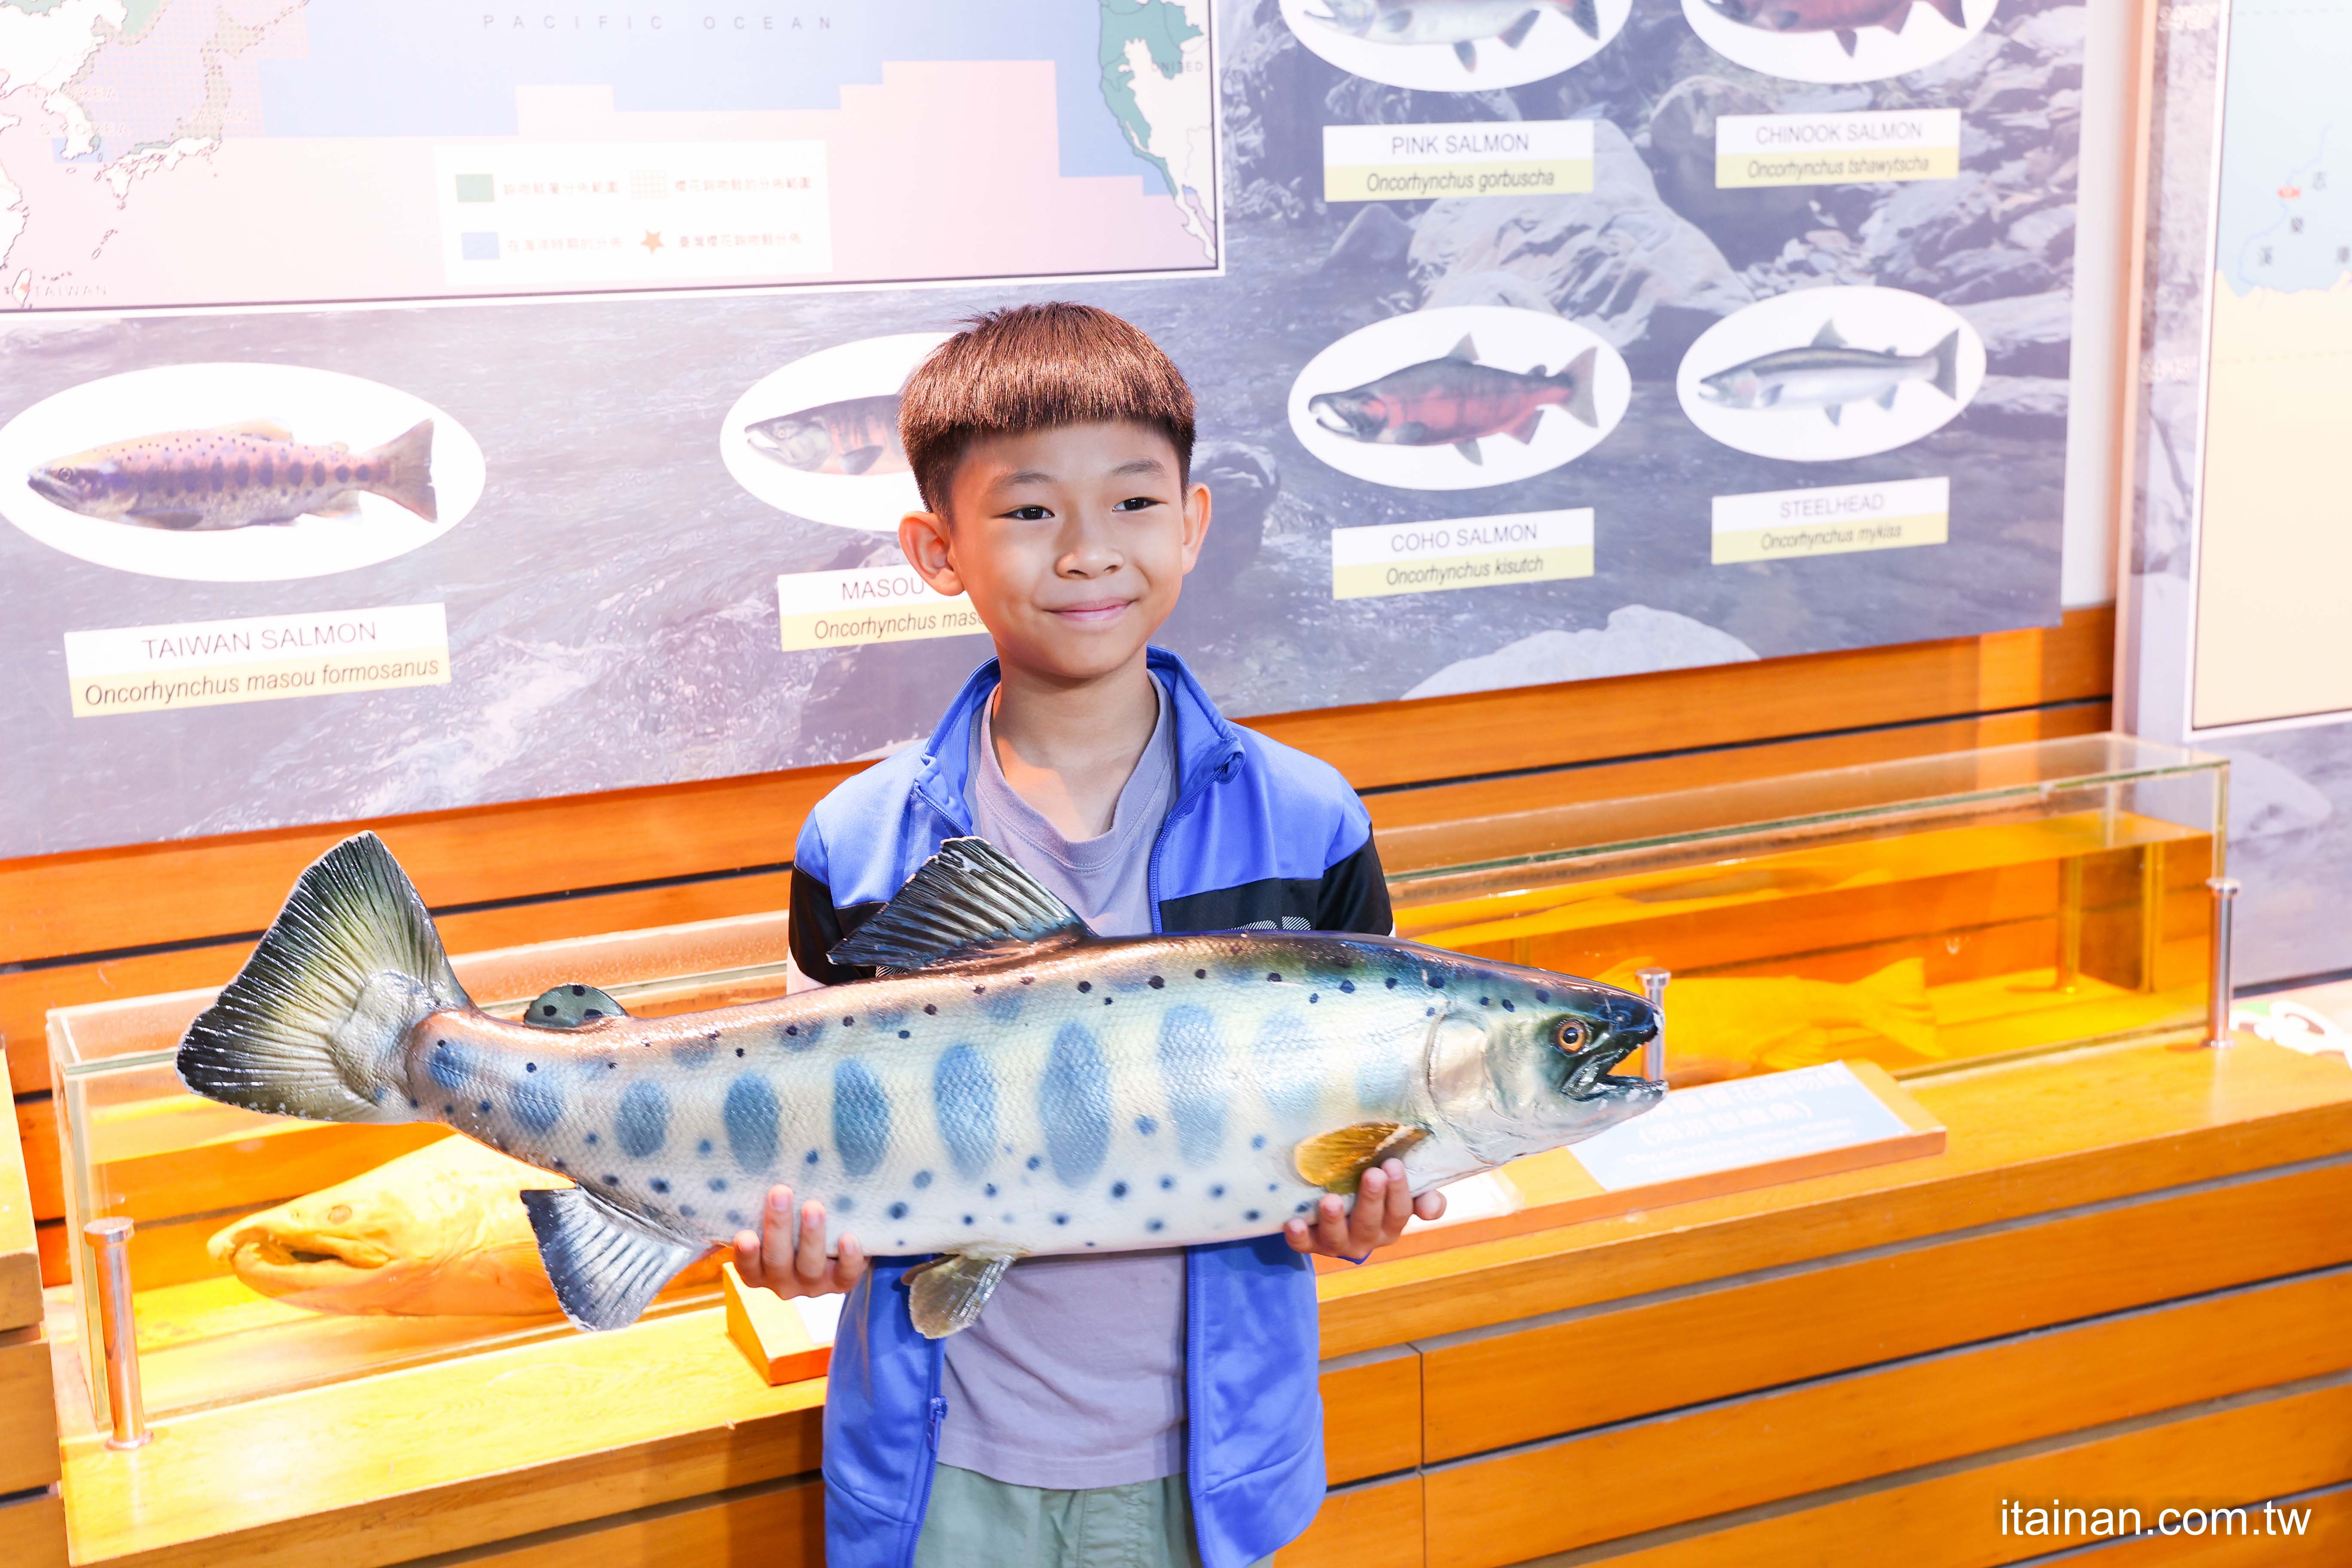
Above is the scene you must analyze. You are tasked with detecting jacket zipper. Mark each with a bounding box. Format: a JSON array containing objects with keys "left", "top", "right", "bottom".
[
  {"left": 1147, "top": 746, "right": 1238, "bottom": 935},
  {"left": 900, "top": 1341, "right": 948, "bottom": 1568}
]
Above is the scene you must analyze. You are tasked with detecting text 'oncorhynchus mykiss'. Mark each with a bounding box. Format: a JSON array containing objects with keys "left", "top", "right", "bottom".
[
  {"left": 176, "top": 835, "right": 1662, "bottom": 1336},
  {"left": 1701, "top": 0, "right": 1967, "bottom": 56},
  {"left": 1309, "top": 334, "right": 1601, "bottom": 466},
  {"left": 1303, "top": 0, "right": 1602, "bottom": 67},
  {"left": 28, "top": 420, "right": 436, "bottom": 531},
  {"left": 1697, "top": 321, "right": 1960, "bottom": 426}
]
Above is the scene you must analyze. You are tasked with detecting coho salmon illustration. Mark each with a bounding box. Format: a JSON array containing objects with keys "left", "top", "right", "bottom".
[
  {"left": 1304, "top": 0, "right": 1602, "bottom": 65},
  {"left": 1701, "top": 0, "right": 1969, "bottom": 56},
  {"left": 743, "top": 394, "right": 908, "bottom": 476},
  {"left": 1309, "top": 334, "right": 1600, "bottom": 464},
  {"left": 176, "top": 834, "right": 1662, "bottom": 1336},
  {"left": 1696, "top": 321, "right": 1961, "bottom": 425},
  {"left": 27, "top": 420, "right": 436, "bottom": 531}
]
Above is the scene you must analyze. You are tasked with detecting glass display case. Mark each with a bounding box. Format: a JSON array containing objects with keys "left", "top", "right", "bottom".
[
  {"left": 1385, "top": 734, "right": 2224, "bottom": 1085},
  {"left": 48, "top": 910, "right": 797, "bottom": 1423}
]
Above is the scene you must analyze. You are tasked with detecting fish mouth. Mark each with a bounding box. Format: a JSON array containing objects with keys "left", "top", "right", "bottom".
[
  {"left": 209, "top": 1220, "right": 392, "bottom": 1280},
  {"left": 26, "top": 470, "right": 87, "bottom": 510},
  {"left": 1559, "top": 1027, "right": 1658, "bottom": 1101},
  {"left": 1308, "top": 395, "right": 1379, "bottom": 441}
]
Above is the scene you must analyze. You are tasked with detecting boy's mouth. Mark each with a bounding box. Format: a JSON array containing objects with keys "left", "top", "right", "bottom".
[{"left": 1048, "top": 599, "right": 1136, "bottom": 623}]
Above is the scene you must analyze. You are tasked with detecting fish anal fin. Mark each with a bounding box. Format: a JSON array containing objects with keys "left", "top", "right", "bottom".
[
  {"left": 1294, "top": 1122, "right": 1431, "bottom": 1194},
  {"left": 1445, "top": 334, "right": 1479, "bottom": 362},
  {"left": 1453, "top": 439, "right": 1485, "bottom": 464},
  {"left": 1811, "top": 320, "right": 1846, "bottom": 349},
  {"left": 310, "top": 492, "right": 362, "bottom": 518},
  {"left": 1453, "top": 38, "right": 1477, "bottom": 68},
  {"left": 1498, "top": 10, "right": 1539, "bottom": 48},
  {"left": 1836, "top": 26, "right": 1859, "bottom": 52},
  {"left": 906, "top": 1248, "right": 1026, "bottom": 1338},
  {"left": 1875, "top": 384, "right": 1898, "bottom": 410},
  {"left": 1884, "top": 0, "right": 1908, "bottom": 30},
  {"left": 521, "top": 1186, "right": 704, "bottom": 1332},
  {"left": 1824, "top": 404, "right": 1844, "bottom": 425},
  {"left": 828, "top": 836, "right": 1092, "bottom": 971},
  {"left": 1508, "top": 409, "right": 1546, "bottom": 444},
  {"left": 211, "top": 419, "right": 294, "bottom": 441},
  {"left": 524, "top": 983, "right": 633, "bottom": 1029},
  {"left": 127, "top": 510, "right": 210, "bottom": 530}
]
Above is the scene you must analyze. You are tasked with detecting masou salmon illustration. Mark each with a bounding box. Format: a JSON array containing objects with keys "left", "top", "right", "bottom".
[
  {"left": 1303, "top": 0, "right": 1603, "bottom": 66},
  {"left": 175, "top": 833, "right": 1661, "bottom": 1336},
  {"left": 1308, "top": 334, "right": 1599, "bottom": 464},
  {"left": 743, "top": 393, "right": 908, "bottom": 476},
  {"left": 1696, "top": 321, "right": 1961, "bottom": 424},
  {"left": 1701, "top": 0, "right": 1970, "bottom": 56},
  {"left": 27, "top": 420, "right": 435, "bottom": 531}
]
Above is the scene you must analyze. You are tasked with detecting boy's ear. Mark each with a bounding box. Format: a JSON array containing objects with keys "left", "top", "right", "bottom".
[
  {"left": 1178, "top": 481, "right": 1211, "bottom": 577},
  {"left": 899, "top": 508, "right": 964, "bottom": 597}
]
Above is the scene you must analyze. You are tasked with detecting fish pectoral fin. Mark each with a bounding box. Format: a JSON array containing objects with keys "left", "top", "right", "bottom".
[
  {"left": 1811, "top": 320, "right": 1846, "bottom": 349},
  {"left": 1824, "top": 404, "right": 1844, "bottom": 425},
  {"left": 1445, "top": 334, "right": 1480, "bottom": 362},
  {"left": 126, "top": 510, "right": 209, "bottom": 530},
  {"left": 839, "top": 445, "right": 883, "bottom": 476},
  {"left": 1507, "top": 410, "right": 1546, "bottom": 444},
  {"left": 1835, "top": 26, "right": 1859, "bottom": 52},
  {"left": 1453, "top": 439, "right": 1485, "bottom": 464},
  {"left": 1295, "top": 1122, "right": 1433, "bottom": 1194},
  {"left": 1498, "top": 10, "right": 1540, "bottom": 48},
  {"left": 827, "top": 836, "right": 1093, "bottom": 972},
  {"left": 210, "top": 419, "right": 294, "bottom": 441},
  {"left": 906, "top": 1248, "right": 1026, "bottom": 1338},
  {"left": 519, "top": 1186, "right": 704, "bottom": 1332},
  {"left": 523, "top": 983, "right": 633, "bottom": 1029},
  {"left": 1452, "top": 38, "right": 1477, "bottom": 67},
  {"left": 1875, "top": 384, "right": 1899, "bottom": 410},
  {"left": 310, "top": 492, "right": 362, "bottom": 518}
]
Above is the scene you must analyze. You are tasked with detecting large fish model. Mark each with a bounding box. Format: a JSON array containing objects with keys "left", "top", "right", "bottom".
[
  {"left": 743, "top": 394, "right": 908, "bottom": 476},
  {"left": 1310, "top": 334, "right": 1600, "bottom": 464},
  {"left": 27, "top": 420, "right": 436, "bottom": 531},
  {"left": 1303, "top": 0, "right": 1602, "bottom": 67},
  {"left": 1701, "top": 0, "right": 1969, "bottom": 56},
  {"left": 1696, "top": 322, "right": 1961, "bottom": 425},
  {"left": 176, "top": 834, "right": 1662, "bottom": 1337}
]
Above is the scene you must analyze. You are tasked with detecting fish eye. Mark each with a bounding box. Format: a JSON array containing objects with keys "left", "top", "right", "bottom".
[{"left": 1555, "top": 1018, "right": 1589, "bottom": 1052}]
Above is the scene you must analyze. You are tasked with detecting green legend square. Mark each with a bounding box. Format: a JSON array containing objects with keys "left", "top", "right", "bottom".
[{"left": 453, "top": 173, "right": 495, "bottom": 204}]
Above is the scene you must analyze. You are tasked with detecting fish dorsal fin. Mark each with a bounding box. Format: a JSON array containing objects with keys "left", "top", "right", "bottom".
[
  {"left": 1295, "top": 1121, "right": 1432, "bottom": 1194},
  {"left": 906, "top": 1247, "right": 1027, "bottom": 1338},
  {"left": 1445, "top": 334, "right": 1479, "bottom": 362},
  {"left": 828, "top": 837, "right": 1090, "bottom": 971},
  {"left": 212, "top": 419, "right": 294, "bottom": 441},
  {"left": 520, "top": 1186, "right": 704, "bottom": 1331},
  {"left": 1811, "top": 321, "right": 1846, "bottom": 349},
  {"left": 523, "top": 983, "right": 631, "bottom": 1029}
]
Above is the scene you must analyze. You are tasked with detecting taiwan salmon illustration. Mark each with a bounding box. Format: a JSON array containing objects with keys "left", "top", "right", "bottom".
[
  {"left": 26, "top": 420, "right": 436, "bottom": 531},
  {"left": 1304, "top": 0, "right": 1603, "bottom": 64},
  {"left": 1308, "top": 334, "right": 1600, "bottom": 464},
  {"left": 175, "top": 834, "right": 1661, "bottom": 1336},
  {"left": 1700, "top": 0, "right": 1969, "bottom": 55},
  {"left": 742, "top": 393, "right": 908, "bottom": 476},
  {"left": 1695, "top": 321, "right": 1961, "bottom": 425}
]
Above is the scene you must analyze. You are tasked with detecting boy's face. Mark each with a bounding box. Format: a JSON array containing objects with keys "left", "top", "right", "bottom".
[{"left": 899, "top": 421, "right": 1210, "bottom": 684}]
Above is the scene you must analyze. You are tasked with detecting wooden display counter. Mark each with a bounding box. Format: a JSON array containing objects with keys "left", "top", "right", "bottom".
[{"left": 31, "top": 1027, "right": 2352, "bottom": 1568}]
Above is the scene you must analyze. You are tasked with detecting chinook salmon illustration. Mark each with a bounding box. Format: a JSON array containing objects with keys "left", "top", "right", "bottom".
[
  {"left": 175, "top": 834, "right": 1661, "bottom": 1336},
  {"left": 1701, "top": 0, "right": 1969, "bottom": 56},
  {"left": 743, "top": 393, "right": 908, "bottom": 477},
  {"left": 27, "top": 420, "right": 435, "bottom": 531},
  {"left": 1302, "top": 0, "right": 1602, "bottom": 66},
  {"left": 1309, "top": 334, "right": 1600, "bottom": 464},
  {"left": 1696, "top": 321, "right": 1961, "bottom": 425}
]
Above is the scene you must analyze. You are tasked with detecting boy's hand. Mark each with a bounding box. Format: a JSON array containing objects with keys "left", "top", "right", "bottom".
[
  {"left": 1282, "top": 1158, "right": 1444, "bottom": 1262},
  {"left": 732, "top": 1187, "right": 868, "bottom": 1298}
]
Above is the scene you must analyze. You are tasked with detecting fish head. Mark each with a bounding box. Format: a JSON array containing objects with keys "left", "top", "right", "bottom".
[
  {"left": 208, "top": 1185, "right": 429, "bottom": 1307},
  {"left": 1697, "top": 366, "right": 1763, "bottom": 408},
  {"left": 26, "top": 452, "right": 131, "bottom": 518},
  {"left": 743, "top": 413, "right": 839, "bottom": 473},
  {"left": 1308, "top": 389, "right": 1390, "bottom": 443},
  {"left": 1299, "top": 0, "right": 1379, "bottom": 37},
  {"left": 1427, "top": 962, "right": 1663, "bottom": 1160}
]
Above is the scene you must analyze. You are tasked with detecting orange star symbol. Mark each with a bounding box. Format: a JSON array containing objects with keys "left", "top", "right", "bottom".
[{"left": 641, "top": 231, "right": 664, "bottom": 255}]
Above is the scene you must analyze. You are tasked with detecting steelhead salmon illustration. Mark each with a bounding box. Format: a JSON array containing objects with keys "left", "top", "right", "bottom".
[
  {"left": 1308, "top": 334, "right": 1600, "bottom": 464},
  {"left": 742, "top": 394, "right": 908, "bottom": 476},
  {"left": 176, "top": 833, "right": 1662, "bottom": 1336},
  {"left": 27, "top": 420, "right": 436, "bottom": 531},
  {"left": 1696, "top": 320, "right": 1961, "bottom": 425},
  {"left": 1701, "top": 0, "right": 1968, "bottom": 55},
  {"left": 1303, "top": 0, "right": 1603, "bottom": 66}
]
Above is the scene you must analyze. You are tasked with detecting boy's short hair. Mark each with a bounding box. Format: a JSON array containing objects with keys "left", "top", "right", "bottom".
[{"left": 900, "top": 303, "right": 1196, "bottom": 517}]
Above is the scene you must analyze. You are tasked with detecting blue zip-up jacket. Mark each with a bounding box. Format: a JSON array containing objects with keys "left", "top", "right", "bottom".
[{"left": 787, "top": 648, "right": 1392, "bottom": 1568}]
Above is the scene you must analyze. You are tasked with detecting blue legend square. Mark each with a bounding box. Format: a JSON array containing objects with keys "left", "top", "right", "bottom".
[{"left": 459, "top": 231, "right": 500, "bottom": 261}]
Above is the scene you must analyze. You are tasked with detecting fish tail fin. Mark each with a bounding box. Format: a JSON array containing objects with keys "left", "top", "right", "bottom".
[
  {"left": 1930, "top": 329, "right": 1962, "bottom": 401},
  {"left": 1558, "top": 346, "right": 1601, "bottom": 428},
  {"left": 176, "top": 833, "right": 468, "bottom": 1124},
  {"left": 1851, "top": 958, "right": 1942, "bottom": 1058},
  {"left": 365, "top": 420, "right": 438, "bottom": 523}
]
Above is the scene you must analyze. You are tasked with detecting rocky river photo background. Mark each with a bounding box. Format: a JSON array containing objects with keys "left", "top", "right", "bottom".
[{"left": 0, "top": 0, "right": 2086, "bottom": 858}]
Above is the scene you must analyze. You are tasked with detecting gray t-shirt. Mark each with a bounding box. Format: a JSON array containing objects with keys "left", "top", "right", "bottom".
[{"left": 934, "top": 678, "right": 1189, "bottom": 1489}]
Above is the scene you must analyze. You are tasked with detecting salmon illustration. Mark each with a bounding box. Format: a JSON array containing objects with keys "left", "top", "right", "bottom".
[
  {"left": 1308, "top": 334, "right": 1600, "bottom": 464},
  {"left": 1303, "top": 0, "right": 1603, "bottom": 64},
  {"left": 1696, "top": 321, "right": 1961, "bottom": 425},
  {"left": 743, "top": 393, "right": 908, "bottom": 476},
  {"left": 1702, "top": 0, "right": 1969, "bottom": 55},
  {"left": 27, "top": 420, "right": 436, "bottom": 531}
]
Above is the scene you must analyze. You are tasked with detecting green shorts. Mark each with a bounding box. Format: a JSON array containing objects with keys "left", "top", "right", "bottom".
[{"left": 911, "top": 1463, "right": 1275, "bottom": 1568}]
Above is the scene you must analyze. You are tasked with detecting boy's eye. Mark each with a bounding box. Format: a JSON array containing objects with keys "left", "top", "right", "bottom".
[
  {"left": 1112, "top": 496, "right": 1160, "bottom": 512},
  {"left": 1004, "top": 505, "right": 1053, "bottom": 521}
]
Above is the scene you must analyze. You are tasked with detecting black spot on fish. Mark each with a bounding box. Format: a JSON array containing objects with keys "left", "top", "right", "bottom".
[
  {"left": 1535, "top": 988, "right": 1550, "bottom": 1001},
  {"left": 585, "top": 1132, "right": 600, "bottom": 1145},
  {"left": 725, "top": 1075, "right": 780, "bottom": 1168},
  {"left": 1160, "top": 1176, "right": 1174, "bottom": 1190},
  {"left": 1309, "top": 994, "right": 1319, "bottom": 1004},
  {"left": 914, "top": 1170, "right": 933, "bottom": 1188},
  {"left": 551, "top": 1157, "right": 566, "bottom": 1170},
  {"left": 476, "top": 1100, "right": 492, "bottom": 1114},
  {"left": 1340, "top": 981, "right": 1355, "bottom": 993},
  {"left": 1077, "top": 980, "right": 1092, "bottom": 993},
  {"left": 735, "top": 1047, "right": 745, "bottom": 1057},
  {"left": 710, "top": 1178, "right": 727, "bottom": 1192},
  {"left": 698, "top": 1138, "right": 712, "bottom": 1155},
  {"left": 936, "top": 1045, "right": 998, "bottom": 1179},
  {"left": 889, "top": 1201, "right": 908, "bottom": 1219},
  {"left": 1479, "top": 997, "right": 1489, "bottom": 1007},
  {"left": 1112, "top": 1181, "right": 1128, "bottom": 1198},
  {"left": 963, "top": 1214, "right": 974, "bottom": 1225},
  {"left": 616, "top": 1081, "right": 669, "bottom": 1158},
  {"left": 1149, "top": 976, "right": 1164, "bottom": 989},
  {"left": 1053, "top": 1214, "right": 1068, "bottom": 1225},
  {"left": 1431, "top": 977, "right": 1446, "bottom": 989},
  {"left": 842, "top": 1016, "right": 854, "bottom": 1027},
  {"left": 984, "top": 1183, "right": 998, "bottom": 1197},
  {"left": 1502, "top": 999, "right": 1515, "bottom": 1011},
  {"left": 899, "top": 1030, "right": 910, "bottom": 1040},
  {"left": 1020, "top": 976, "right": 1034, "bottom": 985},
  {"left": 1245, "top": 1210, "right": 1260, "bottom": 1222},
  {"left": 1196, "top": 969, "right": 1207, "bottom": 978},
  {"left": 1386, "top": 978, "right": 1398, "bottom": 989},
  {"left": 540, "top": 1005, "right": 557, "bottom": 1018},
  {"left": 805, "top": 1150, "right": 820, "bottom": 1165},
  {"left": 1136, "top": 1116, "right": 1158, "bottom": 1135},
  {"left": 924, "top": 1004, "right": 937, "bottom": 1015},
  {"left": 602, "top": 1175, "right": 619, "bottom": 1186},
  {"left": 651, "top": 1179, "right": 670, "bottom": 1194},
  {"left": 571, "top": 986, "right": 585, "bottom": 996},
  {"left": 1427, "top": 1008, "right": 1436, "bottom": 1017},
  {"left": 833, "top": 1060, "right": 891, "bottom": 1177},
  {"left": 785, "top": 1026, "right": 798, "bottom": 1036},
  {"left": 1026, "top": 1155, "right": 1042, "bottom": 1170},
  {"left": 680, "top": 1205, "right": 696, "bottom": 1218},
  {"left": 1295, "top": 1202, "right": 1311, "bottom": 1214},
  {"left": 427, "top": 1040, "right": 470, "bottom": 1090},
  {"left": 1268, "top": 973, "right": 1282, "bottom": 983},
  {"left": 726, "top": 1210, "right": 743, "bottom": 1225},
  {"left": 1252, "top": 1135, "right": 1266, "bottom": 1149},
  {"left": 1210, "top": 1184, "right": 1225, "bottom": 1198},
  {"left": 836, "top": 1196, "right": 854, "bottom": 1212},
  {"left": 525, "top": 1062, "right": 537, "bottom": 1073},
  {"left": 1148, "top": 1219, "right": 1164, "bottom": 1232}
]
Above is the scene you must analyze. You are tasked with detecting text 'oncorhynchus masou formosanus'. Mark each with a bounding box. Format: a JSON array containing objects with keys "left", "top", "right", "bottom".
[{"left": 176, "top": 834, "right": 1663, "bottom": 1336}]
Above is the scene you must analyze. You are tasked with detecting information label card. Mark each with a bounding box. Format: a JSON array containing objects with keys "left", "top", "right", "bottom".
[
  {"left": 1323, "top": 120, "right": 1593, "bottom": 204},
  {"left": 63, "top": 603, "right": 450, "bottom": 718},
  {"left": 1715, "top": 110, "right": 1962, "bottom": 188},
  {"left": 1332, "top": 508, "right": 1592, "bottom": 600},
  {"left": 777, "top": 566, "right": 986, "bottom": 651},
  {"left": 1712, "top": 477, "right": 1948, "bottom": 564},
  {"left": 1571, "top": 1061, "right": 1917, "bottom": 1191}
]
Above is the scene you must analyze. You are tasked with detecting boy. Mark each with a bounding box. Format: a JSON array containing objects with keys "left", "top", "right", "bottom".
[{"left": 735, "top": 303, "right": 1444, "bottom": 1568}]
